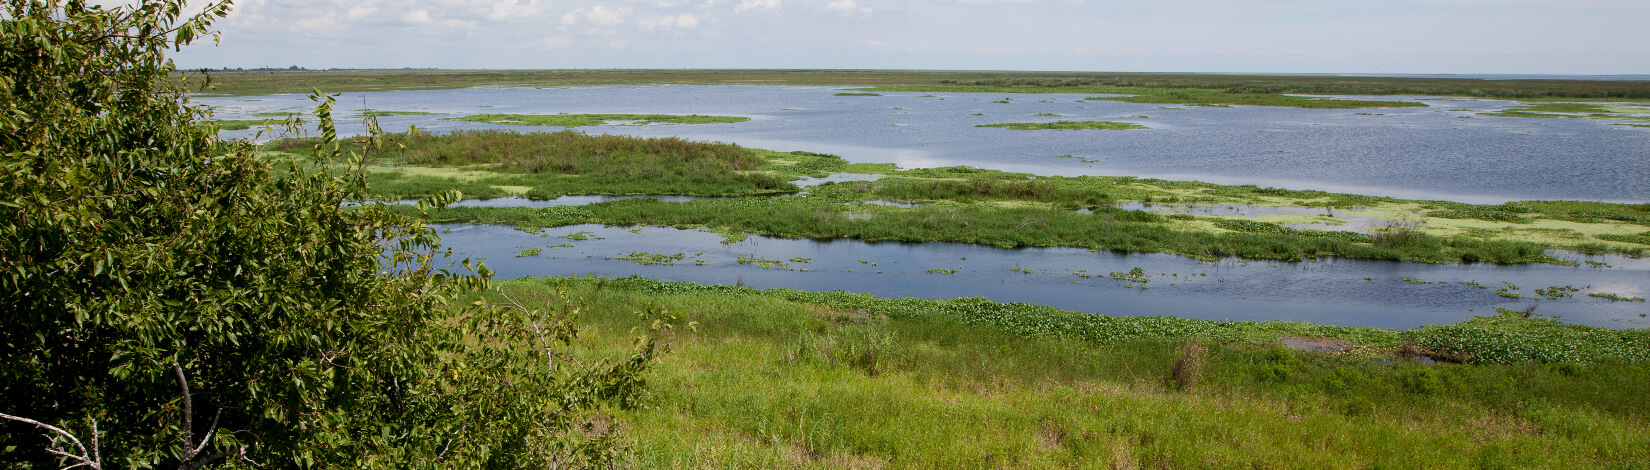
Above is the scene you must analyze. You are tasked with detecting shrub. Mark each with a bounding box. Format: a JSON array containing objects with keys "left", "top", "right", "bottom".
[{"left": 0, "top": 2, "right": 653, "bottom": 466}]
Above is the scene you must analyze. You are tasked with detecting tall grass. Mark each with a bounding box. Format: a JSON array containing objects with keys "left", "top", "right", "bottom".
[
  {"left": 486, "top": 276, "right": 1650, "bottom": 468},
  {"left": 425, "top": 196, "right": 1559, "bottom": 264},
  {"left": 279, "top": 130, "right": 796, "bottom": 198}
]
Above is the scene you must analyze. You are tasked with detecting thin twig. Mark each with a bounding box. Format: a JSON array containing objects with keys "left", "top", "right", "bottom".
[
  {"left": 0, "top": 413, "right": 102, "bottom": 470},
  {"left": 499, "top": 290, "right": 558, "bottom": 377}
]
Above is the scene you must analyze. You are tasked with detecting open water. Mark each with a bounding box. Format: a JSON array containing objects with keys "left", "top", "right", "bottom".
[{"left": 201, "top": 86, "right": 1650, "bottom": 328}]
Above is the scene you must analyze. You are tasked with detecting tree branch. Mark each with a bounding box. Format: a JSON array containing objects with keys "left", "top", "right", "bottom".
[
  {"left": 172, "top": 362, "right": 194, "bottom": 467},
  {"left": 0, "top": 413, "right": 103, "bottom": 470},
  {"left": 172, "top": 363, "right": 223, "bottom": 470}
]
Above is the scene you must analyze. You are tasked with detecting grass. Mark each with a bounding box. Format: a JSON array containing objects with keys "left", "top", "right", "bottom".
[
  {"left": 1478, "top": 102, "right": 1650, "bottom": 121},
  {"left": 209, "top": 119, "right": 277, "bottom": 130},
  {"left": 976, "top": 120, "right": 1147, "bottom": 130},
  {"left": 417, "top": 195, "right": 1558, "bottom": 264},
  {"left": 312, "top": 130, "right": 1645, "bottom": 260},
  {"left": 481, "top": 276, "right": 1650, "bottom": 468},
  {"left": 186, "top": 69, "right": 1650, "bottom": 100},
  {"left": 274, "top": 129, "right": 797, "bottom": 199},
  {"left": 353, "top": 109, "right": 443, "bottom": 118},
  {"left": 440, "top": 113, "right": 749, "bottom": 127},
  {"left": 394, "top": 159, "right": 1647, "bottom": 262}
]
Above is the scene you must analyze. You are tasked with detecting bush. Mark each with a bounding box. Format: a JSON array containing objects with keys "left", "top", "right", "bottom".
[{"left": 0, "top": 2, "right": 653, "bottom": 467}]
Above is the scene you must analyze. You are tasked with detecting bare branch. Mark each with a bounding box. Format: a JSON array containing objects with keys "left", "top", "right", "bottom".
[
  {"left": 0, "top": 413, "right": 103, "bottom": 470},
  {"left": 192, "top": 408, "right": 221, "bottom": 456},
  {"left": 237, "top": 445, "right": 263, "bottom": 467},
  {"left": 172, "top": 363, "right": 223, "bottom": 470},
  {"left": 499, "top": 290, "right": 557, "bottom": 377},
  {"left": 172, "top": 362, "right": 195, "bottom": 469}
]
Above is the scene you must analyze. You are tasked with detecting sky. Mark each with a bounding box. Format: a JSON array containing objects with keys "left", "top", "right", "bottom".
[{"left": 132, "top": 0, "right": 1650, "bottom": 75}]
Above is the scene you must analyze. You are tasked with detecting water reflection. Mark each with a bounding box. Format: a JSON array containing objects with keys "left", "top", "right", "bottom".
[{"left": 439, "top": 223, "right": 1650, "bottom": 330}]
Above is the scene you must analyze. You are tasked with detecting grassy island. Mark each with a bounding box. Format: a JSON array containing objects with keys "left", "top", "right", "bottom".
[{"left": 289, "top": 130, "right": 1649, "bottom": 264}]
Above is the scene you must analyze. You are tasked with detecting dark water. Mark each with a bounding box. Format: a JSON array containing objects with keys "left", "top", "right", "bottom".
[
  {"left": 205, "top": 85, "right": 1650, "bottom": 204},
  {"left": 438, "top": 224, "right": 1650, "bottom": 330}
]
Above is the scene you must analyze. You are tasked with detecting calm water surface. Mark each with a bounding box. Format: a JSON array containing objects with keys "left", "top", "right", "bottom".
[
  {"left": 207, "top": 85, "right": 1650, "bottom": 203},
  {"left": 203, "top": 86, "right": 1650, "bottom": 327},
  {"left": 438, "top": 223, "right": 1650, "bottom": 330}
]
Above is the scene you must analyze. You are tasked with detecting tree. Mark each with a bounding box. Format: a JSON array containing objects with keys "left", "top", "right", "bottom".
[{"left": 1, "top": 1, "right": 652, "bottom": 467}]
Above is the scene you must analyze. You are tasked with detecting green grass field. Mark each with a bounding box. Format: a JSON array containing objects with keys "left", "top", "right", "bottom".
[{"left": 491, "top": 276, "right": 1650, "bottom": 468}]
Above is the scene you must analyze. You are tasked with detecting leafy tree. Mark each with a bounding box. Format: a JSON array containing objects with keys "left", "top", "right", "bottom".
[{"left": 1, "top": 1, "right": 652, "bottom": 467}]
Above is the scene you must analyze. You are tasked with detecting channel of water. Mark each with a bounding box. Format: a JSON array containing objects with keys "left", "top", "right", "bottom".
[{"left": 436, "top": 223, "right": 1650, "bottom": 330}]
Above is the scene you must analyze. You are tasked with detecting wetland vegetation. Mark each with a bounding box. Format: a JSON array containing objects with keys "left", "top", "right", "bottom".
[
  {"left": 27, "top": 0, "right": 1650, "bottom": 464},
  {"left": 1478, "top": 102, "right": 1650, "bottom": 121},
  {"left": 194, "top": 69, "right": 1650, "bottom": 100},
  {"left": 441, "top": 113, "right": 750, "bottom": 127},
  {"left": 271, "top": 129, "right": 796, "bottom": 198},
  {"left": 489, "top": 276, "right": 1650, "bottom": 468},
  {"left": 977, "top": 120, "right": 1148, "bottom": 130},
  {"left": 334, "top": 130, "right": 1648, "bottom": 262}
]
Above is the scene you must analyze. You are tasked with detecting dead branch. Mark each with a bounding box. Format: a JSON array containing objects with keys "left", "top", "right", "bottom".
[{"left": 0, "top": 412, "right": 103, "bottom": 470}]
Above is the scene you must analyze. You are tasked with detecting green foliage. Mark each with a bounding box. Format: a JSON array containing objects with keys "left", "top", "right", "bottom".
[
  {"left": 210, "top": 118, "right": 277, "bottom": 130},
  {"left": 1426, "top": 209, "right": 1534, "bottom": 223},
  {"left": 611, "top": 251, "right": 686, "bottom": 265},
  {"left": 441, "top": 113, "right": 749, "bottom": 127},
  {"left": 1405, "top": 310, "right": 1650, "bottom": 364},
  {"left": 498, "top": 276, "right": 1650, "bottom": 467},
  {"left": 976, "top": 120, "right": 1148, "bottom": 130},
  {"left": 326, "top": 129, "right": 795, "bottom": 199},
  {"left": 0, "top": 2, "right": 653, "bottom": 466},
  {"left": 351, "top": 109, "right": 441, "bottom": 118},
  {"left": 1587, "top": 292, "right": 1645, "bottom": 302}
]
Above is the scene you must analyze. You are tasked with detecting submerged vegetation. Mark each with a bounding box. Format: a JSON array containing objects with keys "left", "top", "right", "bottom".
[
  {"left": 977, "top": 120, "right": 1148, "bottom": 130},
  {"left": 491, "top": 276, "right": 1650, "bottom": 467},
  {"left": 1082, "top": 90, "right": 1429, "bottom": 109},
  {"left": 441, "top": 113, "right": 750, "bottom": 127},
  {"left": 1478, "top": 102, "right": 1650, "bottom": 121}
]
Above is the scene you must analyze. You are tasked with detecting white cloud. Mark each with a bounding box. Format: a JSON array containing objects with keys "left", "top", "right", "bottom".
[
  {"left": 563, "top": 5, "right": 632, "bottom": 26},
  {"left": 540, "top": 35, "right": 574, "bottom": 48},
  {"left": 825, "top": 0, "right": 873, "bottom": 14},
  {"left": 346, "top": 6, "right": 378, "bottom": 20},
  {"left": 735, "top": 0, "right": 780, "bottom": 12},
  {"left": 402, "top": 10, "right": 432, "bottom": 24},
  {"left": 640, "top": 13, "right": 702, "bottom": 30}
]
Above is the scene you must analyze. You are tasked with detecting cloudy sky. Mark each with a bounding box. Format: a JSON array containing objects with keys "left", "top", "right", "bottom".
[{"left": 150, "top": 0, "right": 1650, "bottom": 75}]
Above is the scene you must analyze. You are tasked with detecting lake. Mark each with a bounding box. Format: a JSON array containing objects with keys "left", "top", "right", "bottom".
[
  {"left": 202, "top": 86, "right": 1650, "bottom": 328},
  {"left": 208, "top": 85, "right": 1650, "bottom": 203}
]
